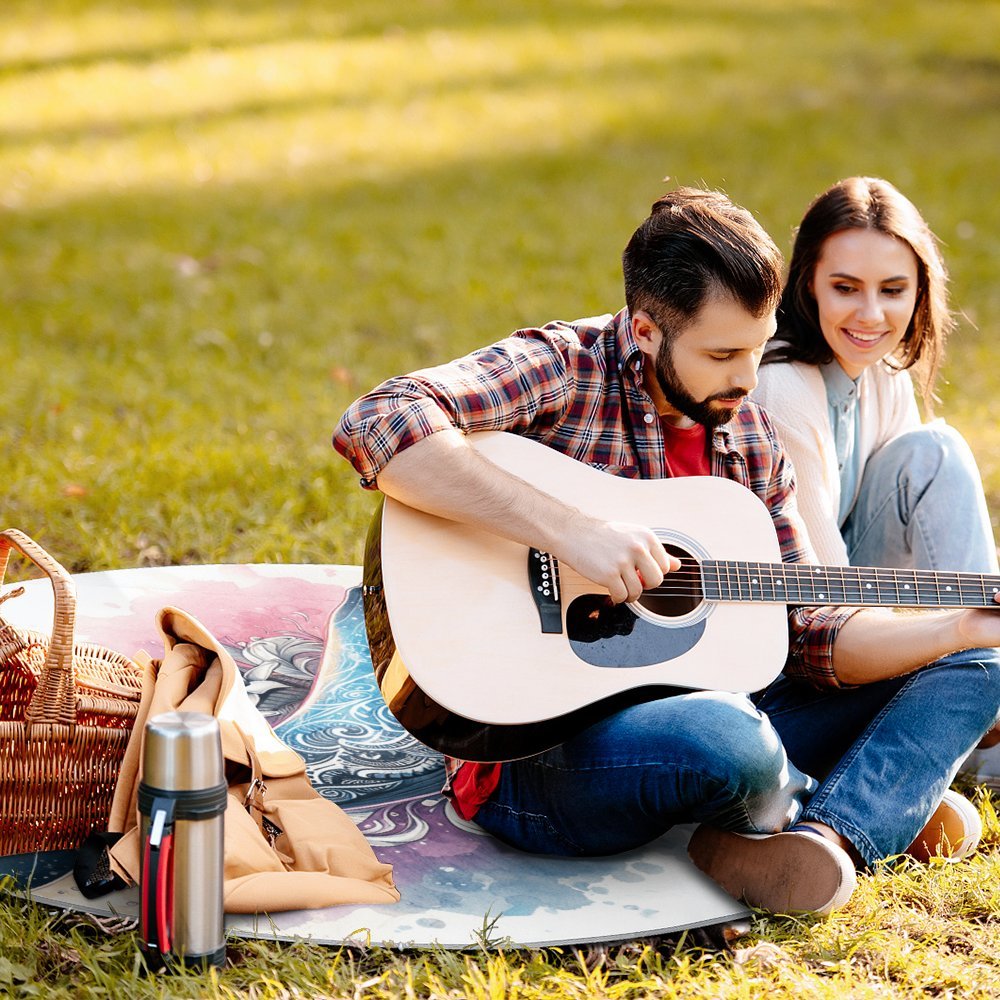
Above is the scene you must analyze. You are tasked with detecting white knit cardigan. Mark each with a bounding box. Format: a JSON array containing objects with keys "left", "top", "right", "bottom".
[{"left": 752, "top": 359, "right": 921, "bottom": 566}]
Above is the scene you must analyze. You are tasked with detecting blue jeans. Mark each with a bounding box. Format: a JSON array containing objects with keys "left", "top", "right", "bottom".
[
  {"left": 843, "top": 423, "right": 999, "bottom": 574},
  {"left": 474, "top": 649, "right": 1000, "bottom": 867},
  {"left": 841, "top": 422, "right": 1000, "bottom": 785},
  {"left": 755, "top": 647, "right": 1000, "bottom": 865},
  {"left": 473, "top": 691, "right": 816, "bottom": 856}
]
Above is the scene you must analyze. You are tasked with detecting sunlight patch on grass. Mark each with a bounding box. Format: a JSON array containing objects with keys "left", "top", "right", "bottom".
[{"left": 0, "top": 21, "right": 731, "bottom": 207}]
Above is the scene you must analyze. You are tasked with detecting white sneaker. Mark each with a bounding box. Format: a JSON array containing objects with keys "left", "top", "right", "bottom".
[{"left": 906, "top": 789, "right": 982, "bottom": 862}]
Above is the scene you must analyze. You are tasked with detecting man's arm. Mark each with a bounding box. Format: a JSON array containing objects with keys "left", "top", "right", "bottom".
[
  {"left": 831, "top": 603, "right": 1000, "bottom": 685},
  {"left": 376, "top": 428, "right": 679, "bottom": 604}
]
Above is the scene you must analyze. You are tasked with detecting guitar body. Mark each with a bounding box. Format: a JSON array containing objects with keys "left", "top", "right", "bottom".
[{"left": 363, "top": 432, "right": 789, "bottom": 761}]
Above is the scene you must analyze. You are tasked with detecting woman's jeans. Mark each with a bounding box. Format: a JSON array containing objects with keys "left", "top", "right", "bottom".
[{"left": 842, "top": 422, "right": 998, "bottom": 574}]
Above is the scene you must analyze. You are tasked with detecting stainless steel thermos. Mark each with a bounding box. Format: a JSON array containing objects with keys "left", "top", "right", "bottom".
[{"left": 139, "top": 711, "right": 227, "bottom": 970}]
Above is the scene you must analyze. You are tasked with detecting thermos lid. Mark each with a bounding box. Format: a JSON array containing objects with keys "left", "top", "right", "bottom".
[{"left": 142, "top": 711, "right": 225, "bottom": 791}]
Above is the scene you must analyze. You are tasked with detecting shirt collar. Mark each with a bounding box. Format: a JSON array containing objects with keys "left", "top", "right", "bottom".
[
  {"left": 820, "top": 359, "right": 860, "bottom": 406},
  {"left": 616, "top": 308, "right": 645, "bottom": 379},
  {"left": 618, "top": 307, "right": 737, "bottom": 455}
]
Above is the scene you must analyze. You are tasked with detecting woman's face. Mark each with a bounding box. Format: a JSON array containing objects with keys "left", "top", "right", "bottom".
[{"left": 811, "top": 228, "right": 919, "bottom": 379}]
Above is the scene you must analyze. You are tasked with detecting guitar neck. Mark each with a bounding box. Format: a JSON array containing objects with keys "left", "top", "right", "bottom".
[{"left": 701, "top": 561, "right": 1000, "bottom": 609}]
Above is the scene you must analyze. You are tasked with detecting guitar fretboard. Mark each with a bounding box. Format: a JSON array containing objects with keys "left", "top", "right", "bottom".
[{"left": 701, "top": 561, "right": 1000, "bottom": 609}]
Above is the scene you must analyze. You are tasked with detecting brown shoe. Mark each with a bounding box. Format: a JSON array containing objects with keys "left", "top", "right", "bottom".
[
  {"left": 687, "top": 826, "right": 857, "bottom": 915},
  {"left": 906, "top": 789, "right": 982, "bottom": 862}
]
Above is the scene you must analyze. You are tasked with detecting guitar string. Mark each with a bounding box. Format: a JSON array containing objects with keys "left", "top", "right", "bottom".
[{"left": 555, "top": 564, "right": 1000, "bottom": 605}]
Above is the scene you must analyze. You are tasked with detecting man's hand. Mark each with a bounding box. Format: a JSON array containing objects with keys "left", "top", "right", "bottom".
[
  {"left": 377, "top": 429, "right": 680, "bottom": 604},
  {"left": 555, "top": 515, "right": 681, "bottom": 604}
]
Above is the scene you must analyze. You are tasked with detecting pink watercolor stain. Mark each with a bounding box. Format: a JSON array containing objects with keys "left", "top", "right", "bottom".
[{"left": 70, "top": 566, "right": 353, "bottom": 659}]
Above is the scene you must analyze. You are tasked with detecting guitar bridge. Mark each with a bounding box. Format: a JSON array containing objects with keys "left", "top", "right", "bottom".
[{"left": 528, "top": 549, "right": 563, "bottom": 633}]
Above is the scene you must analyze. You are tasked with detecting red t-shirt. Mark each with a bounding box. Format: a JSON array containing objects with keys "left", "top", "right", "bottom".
[
  {"left": 660, "top": 419, "right": 710, "bottom": 477},
  {"left": 448, "top": 420, "right": 710, "bottom": 820}
]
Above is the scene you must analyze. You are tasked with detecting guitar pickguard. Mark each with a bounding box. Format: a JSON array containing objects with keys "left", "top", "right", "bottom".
[{"left": 566, "top": 594, "right": 706, "bottom": 667}]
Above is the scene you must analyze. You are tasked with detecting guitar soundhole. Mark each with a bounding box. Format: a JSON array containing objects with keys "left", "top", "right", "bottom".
[{"left": 636, "top": 543, "right": 703, "bottom": 618}]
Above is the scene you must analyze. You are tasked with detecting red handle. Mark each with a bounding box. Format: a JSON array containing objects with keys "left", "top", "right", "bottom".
[
  {"left": 156, "top": 833, "right": 174, "bottom": 954},
  {"left": 140, "top": 801, "right": 175, "bottom": 961}
]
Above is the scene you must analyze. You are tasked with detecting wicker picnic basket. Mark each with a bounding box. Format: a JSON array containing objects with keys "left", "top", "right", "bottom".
[{"left": 0, "top": 528, "right": 144, "bottom": 855}]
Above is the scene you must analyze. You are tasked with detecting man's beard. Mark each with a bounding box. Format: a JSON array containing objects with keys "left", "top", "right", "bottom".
[{"left": 654, "top": 339, "right": 748, "bottom": 429}]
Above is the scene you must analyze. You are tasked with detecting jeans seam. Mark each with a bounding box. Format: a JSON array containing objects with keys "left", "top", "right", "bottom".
[
  {"left": 800, "top": 672, "right": 920, "bottom": 866},
  {"left": 480, "top": 801, "right": 584, "bottom": 855}
]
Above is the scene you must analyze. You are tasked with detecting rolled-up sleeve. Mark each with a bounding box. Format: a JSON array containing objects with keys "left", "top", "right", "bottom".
[{"left": 333, "top": 332, "right": 573, "bottom": 488}]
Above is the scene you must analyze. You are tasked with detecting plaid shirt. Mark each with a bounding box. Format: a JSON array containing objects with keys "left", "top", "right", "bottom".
[{"left": 334, "top": 310, "right": 858, "bottom": 804}]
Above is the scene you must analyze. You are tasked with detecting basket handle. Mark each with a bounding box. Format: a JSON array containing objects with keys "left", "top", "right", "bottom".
[{"left": 0, "top": 528, "right": 78, "bottom": 728}]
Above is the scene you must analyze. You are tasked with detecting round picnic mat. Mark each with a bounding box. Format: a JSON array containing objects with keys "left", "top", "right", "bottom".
[{"left": 1, "top": 563, "right": 747, "bottom": 948}]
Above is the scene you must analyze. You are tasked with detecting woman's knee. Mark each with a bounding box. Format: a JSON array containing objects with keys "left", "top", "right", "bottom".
[{"left": 875, "top": 422, "right": 979, "bottom": 487}]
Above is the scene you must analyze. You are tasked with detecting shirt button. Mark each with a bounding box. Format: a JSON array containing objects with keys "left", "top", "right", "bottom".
[{"left": 643, "top": 413, "right": 654, "bottom": 424}]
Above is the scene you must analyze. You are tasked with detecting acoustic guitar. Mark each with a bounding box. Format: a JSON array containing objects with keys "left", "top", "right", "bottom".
[{"left": 361, "top": 431, "right": 1000, "bottom": 762}]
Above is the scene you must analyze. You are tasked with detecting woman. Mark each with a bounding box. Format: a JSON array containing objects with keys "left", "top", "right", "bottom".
[{"left": 753, "top": 176, "right": 1000, "bottom": 856}]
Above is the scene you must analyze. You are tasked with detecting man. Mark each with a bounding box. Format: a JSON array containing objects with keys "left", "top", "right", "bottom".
[{"left": 333, "top": 188, "right": 1000, "bottom": 915}]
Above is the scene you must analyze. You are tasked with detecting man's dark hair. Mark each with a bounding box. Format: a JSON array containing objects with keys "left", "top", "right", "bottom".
[{"left": 622, "top": 187, "right": 783, "bottom": 341}]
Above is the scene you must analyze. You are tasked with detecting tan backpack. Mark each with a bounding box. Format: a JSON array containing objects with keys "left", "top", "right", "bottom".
[{"left": 107, "top": 606, "right": 399, "bottom": 914}]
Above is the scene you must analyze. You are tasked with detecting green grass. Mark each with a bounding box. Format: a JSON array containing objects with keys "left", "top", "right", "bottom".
[
  {"left": 3, "top": 0, "right": 1000, "bottom": 995},
  {"left": 3, "top": 795, "right": 1000, "bottom": 997}
]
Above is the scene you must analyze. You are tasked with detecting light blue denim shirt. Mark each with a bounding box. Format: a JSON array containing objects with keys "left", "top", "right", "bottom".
[{"left": 820, "top": 360, "right": 863, "bottom": 526}]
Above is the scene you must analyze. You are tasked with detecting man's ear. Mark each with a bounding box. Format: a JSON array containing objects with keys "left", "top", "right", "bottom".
[{"left": 631, "top": 310, "right": 662, "bottom": 357}]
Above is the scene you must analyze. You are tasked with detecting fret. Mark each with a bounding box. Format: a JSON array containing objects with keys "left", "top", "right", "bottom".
[
  {"left": 758, "top": 562, "right": 778, "bottom": 604},
  {"left": 960, "top": 572, "right": 988, "bottom": 606},
  {"left": 840, "top": 566, "right": 863, "bottom": 606},
  {"left": 723, "top": 560, "right": 737, "bottom": 602},
  {"left": 776, "top": 565, "right": 797, "bottom": 603},
  {"left": 733, "top": 562, "right": 747, "bottom": 601},
  {"left": 893, "top": 568, "right": 921, "bottom": 606},
  {"left": 720, "top": 561, "right": 733, "bottom": 602},
  {"left": 958, "top": 572, "right": 984, "bottom": 606},
  {"left": 771, "top": 563, "right": 788, "bottom": 604},
  {"left": 856, "top": 566, "right": 881, "bottom": 605},
  {"left": 876, "top": 568, "right": 901, "bottom": 606},
  {"left": 933, "top": 571, "right": 964, "bottom": 607},
  {"left": 701, "top": 561, "right": 721, "bottom": 602},
  {"left": 787, "top": 565, "right": 809, "bottom": 604},
  {"left": 745, "top": 561, "right": 766, "bottom": 603}
]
